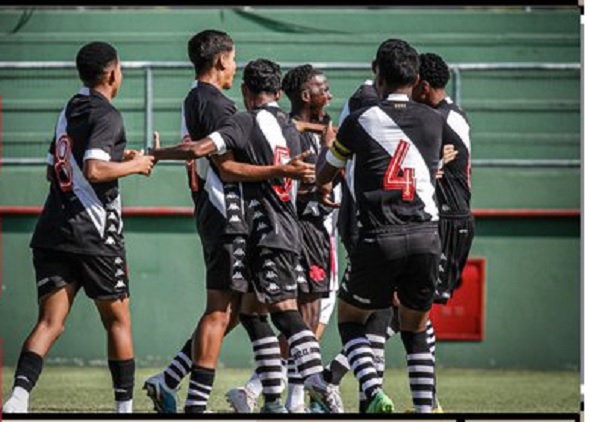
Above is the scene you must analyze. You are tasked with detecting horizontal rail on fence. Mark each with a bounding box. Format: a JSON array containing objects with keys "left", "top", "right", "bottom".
[
  {"left": 0, "top": 61, "right": 581, "bottom": 71},
  {"left": 0, "top": 158, "right": 581, "bottom": 168},
  {"left": 0, "top": 206, "right": 580, "bottom": 219}
]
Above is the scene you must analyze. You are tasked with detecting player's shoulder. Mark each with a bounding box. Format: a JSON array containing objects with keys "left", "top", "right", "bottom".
[
  {"left": 87, "top": 91, "right": 122, "bottom": 124},
  {"left": 438, "top": 97, "right": 469, "bottom": 119},
  {"left": 348, "top": 80, "right": 379, "bottom": 112},
  {"left": 187, "top": 81, "right": 235, "bottom": 108}
]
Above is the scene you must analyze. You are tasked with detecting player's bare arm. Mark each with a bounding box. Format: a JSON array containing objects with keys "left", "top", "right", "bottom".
[
  {"left": 212, "top": 150, "right": 315, "bottom": 183},
  {"left": 84, "top": 153, "right": 155, "bottom": 183}
]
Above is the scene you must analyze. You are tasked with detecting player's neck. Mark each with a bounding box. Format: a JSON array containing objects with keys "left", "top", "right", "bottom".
[
  {"left": 197, "top": 72, "right": 225, "bottom": 91},
  {"left": 91, "top": 84, "right": 114, "bottom": 102},
  {"left": 430, "top": 89, "right": 447, "bottom": 107},
  {"left": 291, "top": 106, "right": 313, "bottom": 122}
]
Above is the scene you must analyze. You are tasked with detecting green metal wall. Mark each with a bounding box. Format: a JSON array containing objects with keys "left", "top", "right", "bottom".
[{"left": 0, "top": 7, "right": 580, "bottom": 370}]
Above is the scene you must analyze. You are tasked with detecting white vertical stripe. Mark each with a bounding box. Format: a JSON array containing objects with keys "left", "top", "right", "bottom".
[
  {"left": 204, "top": 167, "right": 227, "bottom": 217},
  {"left": 346, "top": 154, "right": 357, "bottom": 203},
  {"left": 358, "top": 106, "right": 438, "bottom": 221},
  {"left": 447, "top": 109, "right": 471, "bottom": 153}
]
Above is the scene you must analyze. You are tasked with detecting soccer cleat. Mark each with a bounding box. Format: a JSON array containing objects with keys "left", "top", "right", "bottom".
[
  {"left": 2, "top": 395, "right": 29, "bottom": 414},
  {"left": 225, "top": 387, "right": 257, "bottom": 413},
  {"left": 366, "top": 390, "right": 395, "bottom": 414},
  {"left": 260, "top": 400, "right": 288, "bottom": 413},
  {"left": 303, "top": 375, "right": 344, "bottom": 413},
  {"left": 143, "top": 372, "right": 178, "bottom": 414},
  {"left": 404, "top": 398, "right": 443, "bottom": 414},
  {"left": 308, "top": 399, "right": 326, "bottom": 414}
]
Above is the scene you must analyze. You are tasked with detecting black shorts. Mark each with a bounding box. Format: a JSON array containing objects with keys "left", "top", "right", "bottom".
[
  {"left": 435, "top": 214, "right": 475, "bottom": 304},
  {"left": 249, "top": 247, "right": 299, "bottom": 305},
  {"left": 339, "top": 223, "right": 441, "bottom": 312},
  {"left": 32, "top": 247, "right": 129, "bottom": 301},
  {"left": 298, "top": 217, "right": 331, "bottom": 296},
  {"left": 201, "top": 235, "right": 250, "bottom": 293}
]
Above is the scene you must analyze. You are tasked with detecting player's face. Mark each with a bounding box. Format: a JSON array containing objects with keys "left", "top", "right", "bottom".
[
  {"left": 221, "top": 47, "right": 237, "bottom": 90},
  {"left": 307, "top": 74, "right": 332, "bottom": 113}
]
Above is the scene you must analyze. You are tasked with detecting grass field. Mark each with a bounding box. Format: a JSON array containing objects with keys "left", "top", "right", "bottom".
[{"left": 1, "top": 366, "right": 579, "bottom": 413}]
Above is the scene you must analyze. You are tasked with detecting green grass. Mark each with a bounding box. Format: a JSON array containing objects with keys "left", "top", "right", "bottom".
[{"left": 2, "top": 366, "right": 579, "bottom": 413}]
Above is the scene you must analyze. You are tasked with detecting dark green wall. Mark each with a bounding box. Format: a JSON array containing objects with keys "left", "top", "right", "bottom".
[{"left": 0, "top": 7, "right": 580, "bottom": 369}]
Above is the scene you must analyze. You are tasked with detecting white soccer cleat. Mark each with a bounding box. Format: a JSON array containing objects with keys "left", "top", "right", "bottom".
[
  {"left": 303, "top": 374, "right": 344, "bottom": 413},
  {"left": 225, "top": 387, "right": 257, "bottom": 413},
  {"left": 3, "top": 393, "right": 29, "bottom": 414}
]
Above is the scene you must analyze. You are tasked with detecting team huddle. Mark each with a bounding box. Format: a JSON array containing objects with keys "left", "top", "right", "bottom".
[{"left": 2, "top": 29, "right": 473, "bottom": 414}]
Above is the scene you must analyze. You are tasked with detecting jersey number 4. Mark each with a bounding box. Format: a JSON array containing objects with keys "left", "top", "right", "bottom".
[
  {"left": 54, "top": 134, "right": 74, "bottom": 193},
  {"left": 383, "top": 139, "right": 415, "bottom": 201}
]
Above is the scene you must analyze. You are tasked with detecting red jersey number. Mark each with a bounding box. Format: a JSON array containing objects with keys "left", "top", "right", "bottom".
[
  {"left": 383, "top": 139, "right": 415, "bottom": 201},
  {"left": 273, "top": 146, "right": 292, "bottom": 202},
  {"left": 54, "top": 134, "right": 73, "bottom": 193}
]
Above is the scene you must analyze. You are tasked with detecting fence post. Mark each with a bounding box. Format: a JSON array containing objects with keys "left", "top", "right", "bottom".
[{"left": 145, "top": 66, "right": 154, "bottom": 151}]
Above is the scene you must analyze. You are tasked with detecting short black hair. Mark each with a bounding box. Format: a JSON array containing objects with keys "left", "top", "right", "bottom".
[
  {"left": 188, "top": 29, "right": 234, "bottom": 76},
  {"left": 281, "top": 64, "right": 322, "bottom": 102},
  {"left": 75, "top": 41, "right": 118, "bottom": 87},
  {"left": 375, "top": 39, "right": 419, "bottom": 88},
  {"left": 243, "top": 58, "right": 281, "bottom": 95},
  {"left": 419, "top": 52, "right": 450, "bottom": 89}
]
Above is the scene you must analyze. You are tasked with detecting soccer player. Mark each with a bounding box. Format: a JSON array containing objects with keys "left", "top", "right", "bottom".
[
  {"left": 317, "top": 39, "right": 448, "bottom": 413},
  {"left": 2, "top": 41, "right": 155, "bottom": 414},
  {"left": 152, "top": 58, "right": 344, "bottom": 414},
  {"left": 225, "top": 64, "right": 341, "bottom": 414},
  {"left": 412, "top": 52, "right": 474, "bottom": 306},
  {"left": 142, "top": 30, "right": 314, "bottom": 414}
]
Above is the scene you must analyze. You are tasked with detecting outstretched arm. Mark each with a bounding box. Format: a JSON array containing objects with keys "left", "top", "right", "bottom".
[
  {"left": 150, "top": 131, "right": 221, "bottom": 161},
  {"left": 212, "top": 150, "right": 315, "bottom": 183}
]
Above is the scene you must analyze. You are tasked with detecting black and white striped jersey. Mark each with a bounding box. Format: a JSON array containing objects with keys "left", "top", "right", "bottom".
[
  {"left": 30, "top": 88, "right": 126, "bottom": 256},
  {"left": 435, "top": 97, "right": 472, "bottom": 216},
  {"left": 181, "top": 81, "right": 248, "bottom": 242},
  {"left": 210, "top": 102, "right": 302, "bottom": 252},
  {"left": 337, "top": 80, "right": 379, "bottom": 252},
  {"left": 327, "top": 93, "right": 445, "bottom": 234}
]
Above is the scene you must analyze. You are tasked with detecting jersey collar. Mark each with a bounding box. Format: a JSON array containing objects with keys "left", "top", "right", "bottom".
[
  {"left": 385, "top": 93, "right": 410, "bottom": 102},
  {"left": 79, "top": 87, "right": 90, "bottom": 96}
]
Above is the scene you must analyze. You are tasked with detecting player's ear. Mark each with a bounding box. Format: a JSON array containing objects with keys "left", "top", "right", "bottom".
[
  {"left": 371, "top": 59, "right": 377, "bottom": 75},
  {"left": 275, "top": 90, "right": 282, "bottom": 102},
  {"left": 301, "top": 88, "right": 310, "bottom": 103}
]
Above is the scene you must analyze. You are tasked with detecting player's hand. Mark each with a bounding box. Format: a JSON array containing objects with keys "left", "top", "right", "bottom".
[
  {"left": 134, "top": 154, "right": 156, "bottom": 176},
  {"left": 321, "top": 121, "right": 337, "bottom": 148},
  {"left": 442, "top": 144, "right": 458, "bottom": 165},
  {"left": 436, "top": 169, "right": 444, "bottom": 179},
  {"left": 123, "top": 149, "right": 144, "bottom": 161},
  {"left": 283, "top": 150, "right": 315, "bottom": 182},
  {"left": 316, "top": 181, "right": 340, "bottom": 208}
]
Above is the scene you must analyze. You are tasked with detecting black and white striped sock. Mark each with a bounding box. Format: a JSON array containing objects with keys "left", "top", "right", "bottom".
[
  {"left": 240, "top": 314, "right": 283, "bottom": 403},
  {"left": 184, "top": 365, "right": 214, "bottom": 413},
  {"left": 271, "top": 310, "right": 323, "bottom": 380},
  {"left": 401, "top": 330, "right": 435, "bottom": 413},
  {"left": 163, "top": 339, "right": 192, "bottom": 390},
  {"left": 426, "top": 319, "right": 438, "bottom": 404},
  {"left": 339, "top": 322, "right": 381, "bottom": 401}
]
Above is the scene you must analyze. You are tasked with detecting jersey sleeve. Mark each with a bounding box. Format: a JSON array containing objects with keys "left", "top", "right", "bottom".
[
  {"left": 84, "top": 109, "right": 123, "bottom": 162},
  {"left": 325, "top": 114, "right": 356, "bottom": 168},
  {"left": 209, "top": 112, "right": 253, "bottom": 155}
]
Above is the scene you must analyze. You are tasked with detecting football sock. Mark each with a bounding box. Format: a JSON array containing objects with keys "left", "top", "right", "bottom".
[
  {"left": 401, "top": 330, "right": 435, "bottom": 413},
  {"left": 271, "top": 310, "right": 323, "bottom": 380},
  {"left": 13, "top": 350, "right": 43, "bottom": 393},
  {"left": 163, "top": 339, "right": 192, "bottom": 390},
  {"left": 108, "top": 358, "right": 134, "bottom": 402},
  {"left": 339, "top": 322, "right": 381, "bottom": 401},
  {"left": 240, "top": 314, "right": 283, "bottom": 403},
  {"left": 185, "top": 365, "right": 214, "bottom": 413}
]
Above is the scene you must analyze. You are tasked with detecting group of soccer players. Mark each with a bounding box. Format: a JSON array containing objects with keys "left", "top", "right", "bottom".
[{"left": 2, "top": 28, "right": 473, "bottom": 415}]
